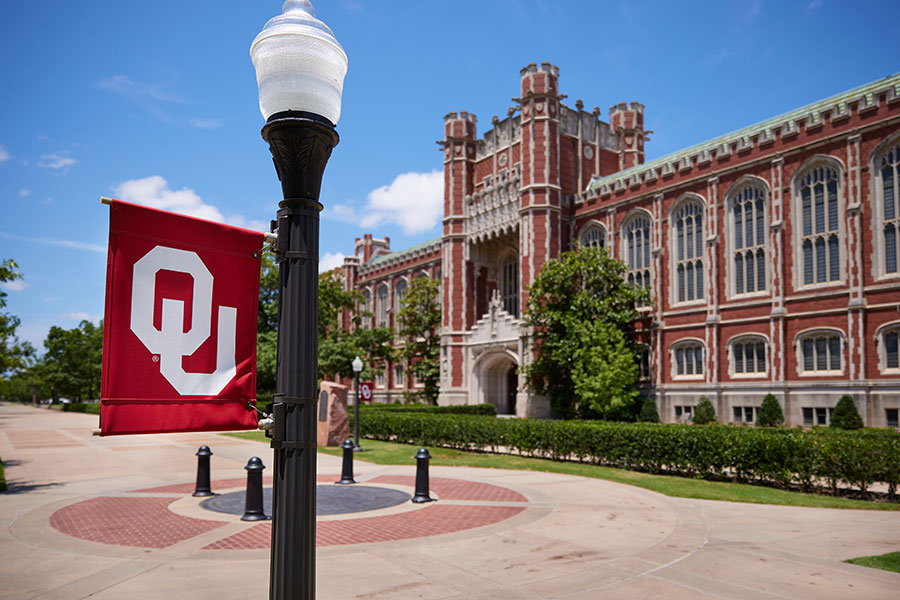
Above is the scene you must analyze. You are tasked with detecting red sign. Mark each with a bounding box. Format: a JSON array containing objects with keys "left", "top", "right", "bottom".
[
  {"left": 100, "top": 199, "right": 264, "bottom": 435},
  {"left": 359, "top": 381, "right": 373, "bottom": 403}
]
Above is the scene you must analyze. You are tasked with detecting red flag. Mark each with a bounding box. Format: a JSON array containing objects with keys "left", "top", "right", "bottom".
[{"left": 100, "top": 199, "right": 264, "bottom": 435}]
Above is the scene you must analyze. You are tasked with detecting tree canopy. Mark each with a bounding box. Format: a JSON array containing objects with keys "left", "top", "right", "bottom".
[
  {"left": 396, "top": 276, "right": 441, "bottom": 404},
  {"left": 522, "top": 246, "right": 651, "bottom": 418},
  {"left": 0, "top": 259, "right": 33, "bottom": 378}
]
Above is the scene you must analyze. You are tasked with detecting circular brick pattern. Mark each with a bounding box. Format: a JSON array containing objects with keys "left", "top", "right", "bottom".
[{"left": 49, "top": 474, "right": 530, "bottom": 550}]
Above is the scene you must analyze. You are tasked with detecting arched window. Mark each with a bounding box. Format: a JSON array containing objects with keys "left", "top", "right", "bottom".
[
  {"left": 729, "top": 335, "right": 767, "bottom": 376},
  {"left": 579, "top": 223, "right": 606, "bottom": 249},
  {"left": 729, "top": 183, "right": 767, "bottom": 295},
  {"left": 795, "top": 162, "right": 842, "bottom": 286},
  {"left": 672, "top": 200, "right": 704, "bottom": 303},
  {"left": 376, "top": 283, "right": 389, "bottom": 328},
  {"left": 797, "top": 329, "right": 842, "bottom": 375},
  {"left": 501, "top": 255, "right": 518, "bottom": 317},
  {"left": 360, "top": 289, "right": 371, "bottom": 329},
  {"left": 672, "top": 340, "right": 704, "bottom": 379},
  {"left": 622, "top": 213, "right": 651, "bottom": 292},
  {"left": 877, "top": 322, "right": 900, "bottom": 373},
  {"left": 875, "top": 141, "right": 900, "bottom": 276},
  {"left": 395, "top": 279, "right": 408, "bottom": 314}
]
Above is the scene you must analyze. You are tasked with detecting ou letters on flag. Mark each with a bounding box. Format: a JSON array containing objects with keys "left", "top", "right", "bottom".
[{"left": 100, "top": 199, "right": 263, "bottom": 435}]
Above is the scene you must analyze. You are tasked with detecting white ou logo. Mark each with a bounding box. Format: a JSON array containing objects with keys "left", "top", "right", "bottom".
[{"left": 130, "top": 246, "right": 237, "bottom": 396}]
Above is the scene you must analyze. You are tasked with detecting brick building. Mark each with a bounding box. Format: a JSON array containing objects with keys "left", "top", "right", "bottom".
[{"left": 341, "top": 63, "right": 900, "bottom": 427}]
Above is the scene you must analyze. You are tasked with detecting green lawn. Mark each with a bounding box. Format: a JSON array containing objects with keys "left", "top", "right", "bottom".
[
  {"left": 846, "top": 551, "right": 900, "bottom": 573},
  {"left": 224, "top": 432, "right": 899, "bottom": 511}
]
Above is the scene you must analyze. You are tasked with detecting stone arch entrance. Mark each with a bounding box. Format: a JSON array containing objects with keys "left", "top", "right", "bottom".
[{"left": 473, "top": 350, "right": 519, "bottom": 415}]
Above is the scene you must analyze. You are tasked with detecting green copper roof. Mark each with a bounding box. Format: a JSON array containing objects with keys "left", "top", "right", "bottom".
[
  {"left": 588, "top": 72, "right": 900, "bottom": 192},
  {"left": 366, "top": 236, "right": 442, "bottom": 267}
]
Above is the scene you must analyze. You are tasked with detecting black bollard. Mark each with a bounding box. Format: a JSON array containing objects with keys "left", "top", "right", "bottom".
[
  {"left": 242, "top": 457, "right": 269, "bottom": 521},
  {"left": 336, "top": 439, "right": 356, "bottom": 484},
  {"left": 192, "top": 446, "right": 214, "bottom": 497},
  {"left": 412, "top": 448, "right": 433, "bottom": 503}
]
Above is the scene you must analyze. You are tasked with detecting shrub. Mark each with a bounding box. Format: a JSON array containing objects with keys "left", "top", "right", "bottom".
[
  {"left": 756, "top": 394, "right": 784, "bottom": 427},
  {"left": 638, "top": 396, "right": 659, "bottom": 423},
  {"left": 693, "top": 397, "right": 717, "bottom": 425},
  {"left": 831, "top": 395, "right": 864, "bottom": 430},
  {"left": 361, "top": 403, "right": 497, "bottom": 416},
  {"left": 357, "top": 411, "right": 900, "bottom": 496}
]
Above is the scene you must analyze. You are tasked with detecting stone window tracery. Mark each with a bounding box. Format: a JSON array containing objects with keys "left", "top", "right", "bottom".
[
  {"left": 579, "top": 223, "right": 606, "bottom": 249},
  {"left": 376, "top": 283, "right": 389, "bottom": 328},
  {"left": 729, "top": 183, "right": 767, "bottom": 295},
  {"left": 795, "top": 163, "right": 842, "bottom": 286},
  {"left": 797, "top": 330, "right": 842, "bottom": 375},
  {"left": 672, "top": 200, "right": 704, "bottom": 303},
  {"left": 622, "top": 213, "right": 651, "bottom": 292},
  {"left": 501, "top": 255, "right": 519, "bottom": 318},
  {"left": 730, "top": 336, "right": 767, "bottom": 376},
  {"left": 875, "top": 141, "right": 900, "bottom": 276},
  {"left": 672, "top": 340, "right": 704, "bottom": 379}
]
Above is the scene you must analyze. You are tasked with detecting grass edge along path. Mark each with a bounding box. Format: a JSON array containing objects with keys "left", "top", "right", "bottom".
[
  {"left": 223, "top": 432, "right": 898, "bottom": 511},
  {"left": 845, "top": 551, "right": 900, "bottom": 573}
]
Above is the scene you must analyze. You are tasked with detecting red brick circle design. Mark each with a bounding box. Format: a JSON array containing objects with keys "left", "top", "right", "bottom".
[
  {"left": 368, "top": 475, "right": 527, "bottom": 502},
  {"left": 50, "top": 475, "right": 530, "bottom": 551},
  {"left": 204, "top": 504, "right": 526, "bottom": 550},
  {"left": 50, "top": 497, "right": 227, "bottom": 548}
]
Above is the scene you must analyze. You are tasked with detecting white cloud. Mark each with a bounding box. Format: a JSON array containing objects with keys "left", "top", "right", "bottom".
[
  {"left": 97, "top": 74, "right": 184, "bottom": 103},
  {"left": 113, "top": 175, "right": 224, "bottom": 222},
  {"left": 112, "top": 175, "right": 266, "bottom": 232},
  {"left": 320, "top": 252, "right": 347, "bottom": 273},
  {"left": 0, "top": 145, "right": 9, "bottom": 163},
  {"left": 0, "top": 279, "right": 26, "bottom": 292},
  {"left": 323, "top": 203, "right": 359, "bottom": 224},
  {"left": 38, "top": 153, "right": 78, "bottom": 169},
  {"left": 60, "top": 312, "right": 102, "bottom": 322},
  {"left": 19, "top": 189, "right": 31, "bottom": 197},
  {"left": 225, "top": 214, "right": 269, "bottom": 233},
  {"left": 360, "top": 170, "right": 443, "bottom": 235},
  {"left": 190, "top": 118, "right": 223, "bottom": 129},
  {"left": 0, "top": 232, "right": 105, "bottom": 253}
]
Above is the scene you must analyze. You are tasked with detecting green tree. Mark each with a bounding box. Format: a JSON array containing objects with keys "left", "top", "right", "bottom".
[
  {"left": 756, "top": 393, "right": 784, "bottom": 427},
  {"left": 41, "top": 320, "right": 103, "bottom": 401},
  {"left": 638, "top": 395, "right": 660, "bottom": 422},
  {"left": 693, "top": 396, "right": 717, "bottom": 425},
  {"left": 0, "top": 259, "right": 33, "bottom": 380},
  {"left": 396, "top": 277, "right": 441, "bottom": 405},
  {"left": 522, "top": 246, "right": 651, "bottom": 418},
  {"left": 255, "top": 252, "right": 279, "bottom": 397},
  {"left": 255, "top": 255, "right": 394, "bottom": 396},
  {"left": 831, "top": 395, "right": 864, "bottom": 430}
]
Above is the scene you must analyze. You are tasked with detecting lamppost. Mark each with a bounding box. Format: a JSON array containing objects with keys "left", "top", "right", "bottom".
[
  {"left": 250, "top": 2, "right": 347, "bottom": 599},
  {"left": 351, "top": 355, "right": 363, "bottom": 451}
]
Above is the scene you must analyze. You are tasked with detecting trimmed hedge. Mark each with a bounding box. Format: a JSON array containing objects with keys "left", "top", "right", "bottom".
[
  {"left": 359, "top": 412, "right": 900, "bottom": 500},
  {"left": 62, "top": 403, "right": 101, "bottom": 415},
  {"left": 360, "top": 403, "right": 497, "bottom": 416}
]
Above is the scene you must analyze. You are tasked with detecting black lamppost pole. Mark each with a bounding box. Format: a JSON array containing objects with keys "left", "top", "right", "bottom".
[
  {"left": 352, "top": 355, "right": 363, "bottom": 451},
  {"left": 250, "top": 2, "right": 348, "bottom": 599}
]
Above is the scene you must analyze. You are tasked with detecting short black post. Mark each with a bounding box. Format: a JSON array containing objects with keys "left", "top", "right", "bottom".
[
  {"left": 336, "top": 439, "right": 356, "bottom": 484},
  {"left": 193, "top": 445, "right": 214, "bottom": 497},
  {"left": 242, "top": 457, "right": 269, "bottom": 521},
  {"left": 412, "top": 448, "right": 433, "bottom": 503}
]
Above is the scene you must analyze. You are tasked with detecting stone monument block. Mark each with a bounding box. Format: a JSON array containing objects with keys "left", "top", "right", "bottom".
[{"left": 317, "top": 381, "right": 350, "bottom": 447}]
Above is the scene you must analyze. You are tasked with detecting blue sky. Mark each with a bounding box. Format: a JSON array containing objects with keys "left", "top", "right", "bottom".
[{"left": 1, "top": 0, "right": 898, "bottom": 352}]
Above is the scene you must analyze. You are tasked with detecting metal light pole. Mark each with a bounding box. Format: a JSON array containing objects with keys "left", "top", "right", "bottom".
[
  {"left": 352, "top": 355, "right": 363, "bottom": 451},
  {"left": 251, "top": 2, "right": 347, "bottom": 599}
]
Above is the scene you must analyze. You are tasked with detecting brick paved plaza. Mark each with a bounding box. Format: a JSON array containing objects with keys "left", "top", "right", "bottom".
[{"left": 1, "top": 402, "right": 898, "bottom": 599}]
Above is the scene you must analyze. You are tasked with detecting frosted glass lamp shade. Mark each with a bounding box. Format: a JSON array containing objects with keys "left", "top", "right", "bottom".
[
  {"left": 251, "top": 0, "right": 348, "bottom": 125},
  {"left": 352, "top": 356, "right": 363, "bottom": 373}
]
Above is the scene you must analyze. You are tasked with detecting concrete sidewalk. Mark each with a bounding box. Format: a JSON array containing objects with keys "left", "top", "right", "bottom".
[{"left": 1, "top": 402, "right": 898, "bottom": 599}]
